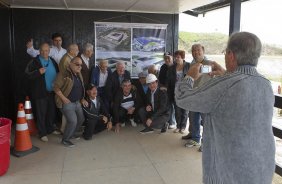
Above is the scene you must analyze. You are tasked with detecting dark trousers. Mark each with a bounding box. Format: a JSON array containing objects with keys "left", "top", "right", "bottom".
[
  {"left": 115, "top": 107, "right": 134, "bottom": 125},
  {"left": 98, "top": 87, "right": 110, "bottom": 112},
  {"left": 173, "top": 101, "right": 188, "bottom": 129},
  {"left": 83, "top": 118, "right": 106, "bottom": 139},
  {"left": 34, "top": 93, "right": 56, "bottom": 137},
  {"left": 138, "top": 107, "right": 167, "bottom": 129}
]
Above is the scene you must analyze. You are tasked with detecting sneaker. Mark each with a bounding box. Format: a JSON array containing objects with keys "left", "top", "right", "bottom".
[
  {"left": 40, "top": 136, "right": 48, "bottom": 142},
  {"left": 182, "top": 133, "right": 192, "bottom": 140},
  {"left": 185, "top": 140, "right": 200, "bottom": 148},
  {"left": 198, "top": 145, "right": 203, "bottom": 152},
  {"left": 52, "top": 130, "right": 61, "bottom": 135},
  {"left": 140, "top": 127, "right": 154, "bottom": 134},
  {"left": 130, "top": 119, "right": 137, "bottom": 127},
  {"left": 71, "top": 135, "right": 80, "bottom": 140},
  {"left": 168, "top": 124, "right": 176, "bottom": 129},
  {"left": 173, "top": 128, "right": 180, "bottom": 133},
  {"left": 61, "top": 140, "right": 75, "bottom": 148},
  {"left": 121, "top": 123, "right": 126, "bottom": 127},
  {"left": 179, "top": 129, "right": 186, "bottom": 134},
  {"left": 160, "top": 123, "right": 168, "bottom": 133}
]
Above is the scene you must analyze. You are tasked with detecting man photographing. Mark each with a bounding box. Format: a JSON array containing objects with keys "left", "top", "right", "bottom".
[{"left": 175, "top": 32, "right": 275, "bottom": 184}]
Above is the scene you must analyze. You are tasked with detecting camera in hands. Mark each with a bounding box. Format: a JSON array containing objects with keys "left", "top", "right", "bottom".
[{"left": 200, "top": 65, "right": 212, "bottom": 73}]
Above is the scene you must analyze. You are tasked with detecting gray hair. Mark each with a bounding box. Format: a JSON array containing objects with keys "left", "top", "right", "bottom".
[
  {"left": 67, "top": 43, "right": 78, "bottom": 52},
  {"left": 39, "top": 43, "right": 50, "bottom": 51},
  {"left": 99, "top": 59, "right": 108, "bottom": 66},
  {"left": 82, "top": 43, "right": 94, "bottom": 53},
  {"left": 227, "top": 32, "right": 262, "bottom": 66},
  {"left": 116, "top": 61, "right": 125, "bottom": 68},
  {"left": 191, "top": 43, "right": 205, "bottom": 52}
]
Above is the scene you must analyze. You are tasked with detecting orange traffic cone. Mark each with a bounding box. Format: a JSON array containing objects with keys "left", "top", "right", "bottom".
[
  {"left": 24, "top": 96, "right": 38, "bottom": 136},
  {"left": 11, "top": 103, "right": 39, "bottom": 157}
]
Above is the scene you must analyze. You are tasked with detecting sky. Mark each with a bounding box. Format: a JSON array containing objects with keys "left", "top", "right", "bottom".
[{"left": 179, "top": 0, "right": 282, "bottom": 46}]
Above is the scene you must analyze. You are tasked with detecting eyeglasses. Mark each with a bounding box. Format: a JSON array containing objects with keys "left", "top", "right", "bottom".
[{"left": 222, "top": 48, "right": 231, "bottom": 55}]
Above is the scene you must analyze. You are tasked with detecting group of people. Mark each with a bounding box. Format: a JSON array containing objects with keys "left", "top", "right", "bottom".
[{"left": 24, "top": 31, "right": 275, "bottom": 184}]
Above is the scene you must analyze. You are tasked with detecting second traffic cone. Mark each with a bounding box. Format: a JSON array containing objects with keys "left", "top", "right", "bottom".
[
  {"left": 11, "top": 103, "right": 39, "bottom": 157},
  {"left": 24, "top": 96, "right": 38, "bottom": 136}
]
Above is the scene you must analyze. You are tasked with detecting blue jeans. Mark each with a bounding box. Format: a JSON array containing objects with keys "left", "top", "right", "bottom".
[
  {"left": 189, "top": 111, "right": 201, "bottom": 142},
  {"left": 168, "top": 102, "right": 176, "bottom": 126},
  {"left": 173, "top": 102, "right": 188, "bottom": 129},
  {"left": 62, "top": 101, "right": 85, "bottom": 141}
]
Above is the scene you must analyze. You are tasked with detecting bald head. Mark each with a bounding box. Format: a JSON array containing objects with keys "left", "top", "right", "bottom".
[
  {"left": 39, "top": 43, "right": 50, "bottom": 60},
  {"left": 67, "top": 44, "right": 79, "bottom": 57}
]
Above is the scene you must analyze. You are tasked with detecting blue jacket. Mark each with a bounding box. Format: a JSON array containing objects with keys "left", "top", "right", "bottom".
[{"left": 90, "top": 65, "right": 112, "bottom": 87}]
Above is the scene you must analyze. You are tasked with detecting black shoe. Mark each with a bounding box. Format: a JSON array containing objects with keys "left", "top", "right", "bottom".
[
  {"left": 83, "top": 136, "right": 92, "bottom": 140},
  {"left": 61, "top": 140, "right": 75, "bottom": 148},
  {"left": 182, "top": 133, "right": 192, "bottom": 140},
  {"left": 160, "top": 123, "right": 168, "bottom": 133},
  {"left": 140, "top": 127, "right": 154, "bottom": 134}
]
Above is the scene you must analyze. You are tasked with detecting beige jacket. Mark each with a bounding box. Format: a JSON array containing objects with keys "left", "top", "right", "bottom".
[{"left": 53, "top": 68, "right": 84, "bottom": 108}]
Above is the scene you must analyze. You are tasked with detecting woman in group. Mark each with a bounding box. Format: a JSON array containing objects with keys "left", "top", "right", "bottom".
[{"left": 167, "top": 50, "right": 190, "bottom": 134}]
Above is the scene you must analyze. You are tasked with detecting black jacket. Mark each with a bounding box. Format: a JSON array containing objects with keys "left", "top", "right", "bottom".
[
  {"left": 113, "top": 88, "right": 141, "bottom": 123},
  {"left": 105, "top": 70, "right": 131, "bottom": 102},
  {"left": 135, "top": 81, "right": 147, "bottom": 108},
  {"left": 82, "top": 96, "right": 110, "bottom": 120},
  {"left": 25, "top": 56, "right": 59, "bottom": 99},
  {"left": 158, "top": 64, "right": 169, "bottom": 87},
  {"left": 166, "top": 62, "right": 190, "bottom": 102},
  {"left": 146, "top": 88, "right": 169, "bottom": 121}
]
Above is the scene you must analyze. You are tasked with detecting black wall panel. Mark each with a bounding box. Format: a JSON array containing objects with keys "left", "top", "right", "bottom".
[
  {"left": 0, "top": 5, "right": 14, "bottom": 119},
  {"left": 1, "top": 8, "right": 179, "bottom": 119}
]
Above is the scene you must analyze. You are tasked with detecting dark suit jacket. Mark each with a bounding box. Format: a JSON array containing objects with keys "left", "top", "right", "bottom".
[
  {"left": 135, "top": 81, "right": 147, "bottom": 108},
  {"left": 146, "top": 87, "right": 169, "bottom": 121},
  {"left": 78, "top": 54, "right": 95, "bottom": 85},
  {"left": 105, "top": 70, "right": 131, "bottom": 102}
]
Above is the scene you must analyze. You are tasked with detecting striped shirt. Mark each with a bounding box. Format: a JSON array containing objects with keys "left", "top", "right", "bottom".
[{"left": 121, "top": 93, "right": 134, "bottom": 109}]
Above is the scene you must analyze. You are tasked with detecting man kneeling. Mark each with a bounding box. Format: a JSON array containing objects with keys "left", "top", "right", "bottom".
[
  {"left": 83, "top": 84, "right": 112, "bottom": 140},
  {"left": 139, "top": 74, "right": 169, "bottom": 134}
]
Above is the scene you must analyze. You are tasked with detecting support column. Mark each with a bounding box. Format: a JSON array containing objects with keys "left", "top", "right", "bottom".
[{"left": 229, "top": 0, "right": 241, "bottom": 35}]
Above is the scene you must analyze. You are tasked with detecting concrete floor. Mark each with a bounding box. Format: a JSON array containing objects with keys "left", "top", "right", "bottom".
[
  {"left": 1, "top": 124, "right": 282, "bottom": 184},
  {"left": 1, "top": 126, "right": 202, "bottom": 184}
]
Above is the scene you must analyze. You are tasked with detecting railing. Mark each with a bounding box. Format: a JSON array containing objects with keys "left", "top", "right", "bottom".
[{"left": 274, "top": 94, "right": 282, "bottom": 176}]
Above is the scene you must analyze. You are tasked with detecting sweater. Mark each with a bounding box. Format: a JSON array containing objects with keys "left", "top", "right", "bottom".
[{"left": 175, "top": 65, "right": 275, "bottom": 184}]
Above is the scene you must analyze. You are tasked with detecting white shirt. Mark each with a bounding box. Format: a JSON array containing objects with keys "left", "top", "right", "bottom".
[
  {"left": 91, "top": 98, "right": 97, "bottom": 108},
  {"left": 151, "top": 89, "right": 157, "bottom": 111},
  {"left": 27, "top": 46, "right": 67, "bottom": 64},
  {"left": 81, "top": 54, "right": 90, "bottom": 68},
  {"left": 99, "top": 70, "right": 108, "bottom": 87}
]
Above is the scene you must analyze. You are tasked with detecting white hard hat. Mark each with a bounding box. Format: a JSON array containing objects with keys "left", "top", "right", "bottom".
[{"left": 146, "top": 74, "right": 158, "bottom": 84}]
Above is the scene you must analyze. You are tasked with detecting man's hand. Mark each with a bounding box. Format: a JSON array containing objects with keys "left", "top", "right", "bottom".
[
  {"left": 146, "top": 118, "right": 152, "bottom": 127},
  {"left": 102, "top": 116, "right": 108, "bottom": 123},
  {"left": 115, "top": 123, "right": 120, "bottom": 133},
  {"left": 187, "top": 63, "right": 202, "bottom": 80},
  {"left": 26, "top": 39, "right": 33, "bottom": 48},
  {"left": 209, "top": 61, "right": 226, "bottom": 77},
  {"left": 39, "top": 67, "right": 46, "bottom": 74},
  {"left": 62, "top": 97, "right": 71, "bottom": 104},
  {"left": 107, "top": 121, "right": 112, "bottom": 131},
  {"left": 146, "top": 105, "right": 152, "bottom": 112},
  {"left": 81, "top": 98, "right": 88, "bottom": 107},
  {"left": 127, "top": 107, "right": 135, "bottom": 114}
]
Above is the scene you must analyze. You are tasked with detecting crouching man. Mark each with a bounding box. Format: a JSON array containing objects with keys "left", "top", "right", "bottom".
[
  {"left": 82, "top": 84, "right": 112, "bottom": 140},
  {"left": 138, "top": 74, "right": 169, "bottom": 134}
]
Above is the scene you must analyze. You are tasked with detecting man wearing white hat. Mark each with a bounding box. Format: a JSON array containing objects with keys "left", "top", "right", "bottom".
[{"left": 138, "top": 74, "right": 169, "bottom": 134}]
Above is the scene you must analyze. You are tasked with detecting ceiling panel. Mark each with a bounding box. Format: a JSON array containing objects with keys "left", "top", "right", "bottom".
[{"left": 1, "top": 0, "right": 218, "bottom": 14}]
